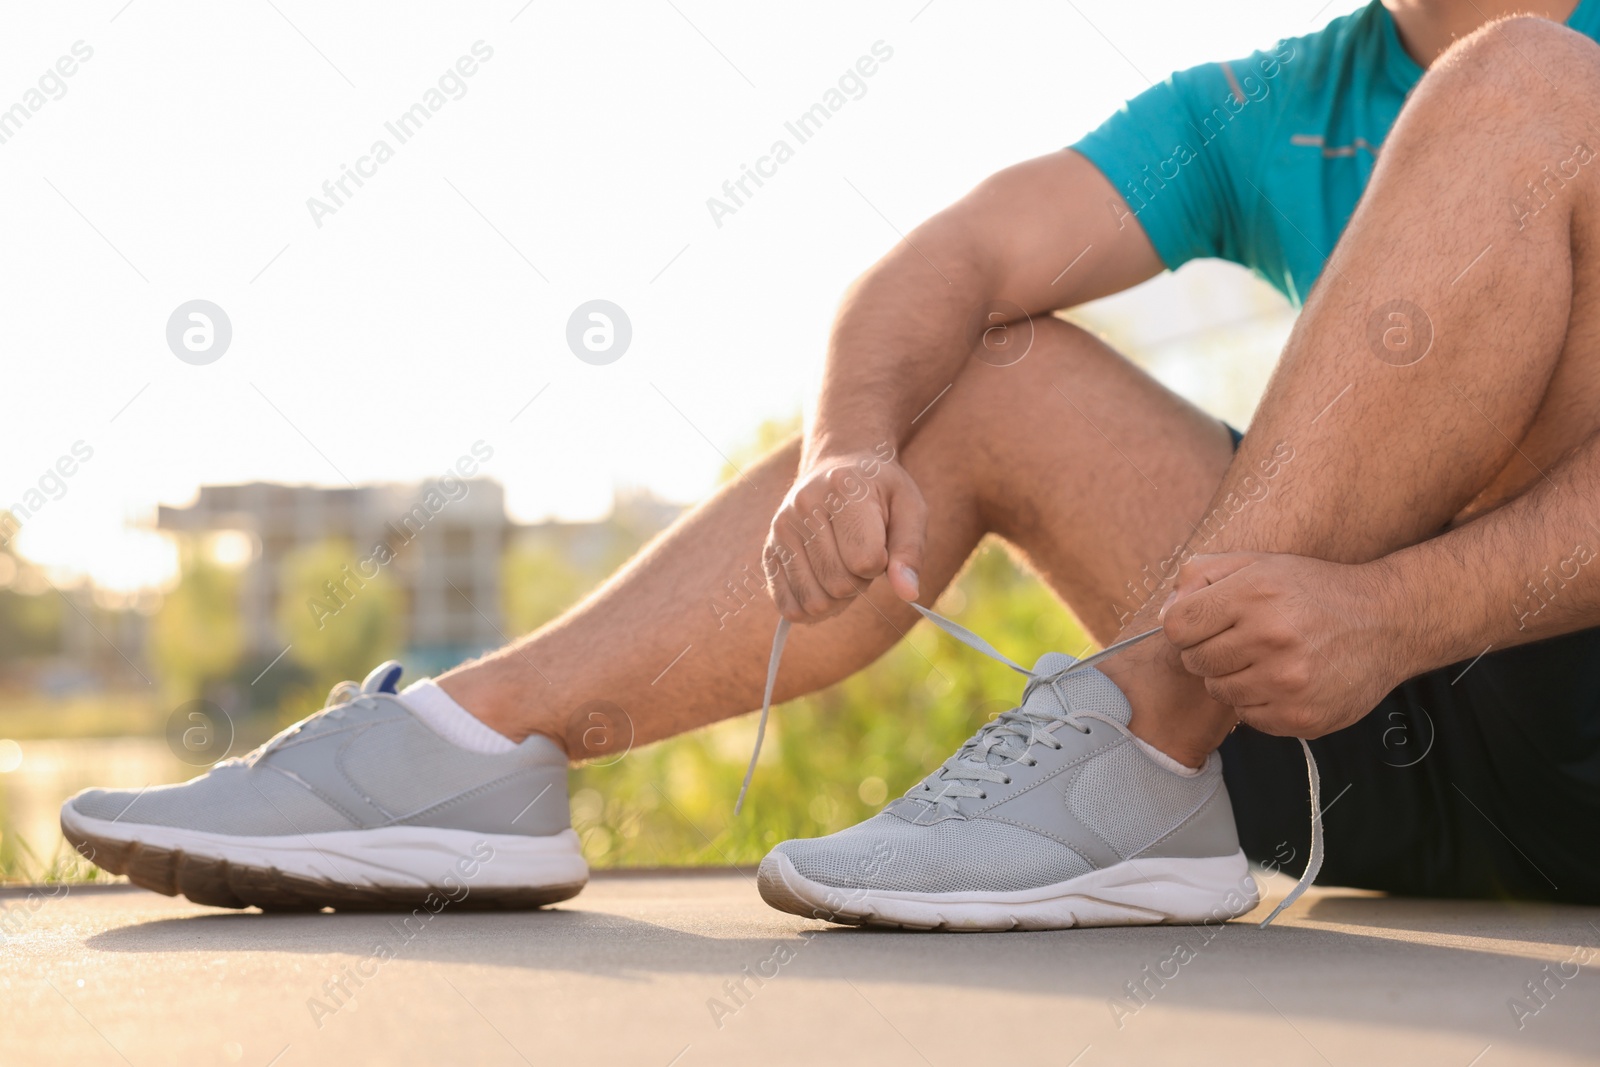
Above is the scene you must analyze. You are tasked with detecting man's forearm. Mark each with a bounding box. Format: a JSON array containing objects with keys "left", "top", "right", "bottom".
[
  {"left": 805, "top": 232, "right": 987, "bottom": 467},
  {"left": 1376, "top": 430, "right": 1600, "bottom": 676}
]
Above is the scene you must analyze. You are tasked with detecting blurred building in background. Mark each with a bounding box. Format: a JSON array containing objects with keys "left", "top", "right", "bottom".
[
  {"left": 158, "top": 480, "right": 509, "bottom": 670},
  {"left": 512, "top": 488, "right": 683, "bottom": 570},
  {"left": 155, "top": 481, "right": 682, "bottom": 676}
]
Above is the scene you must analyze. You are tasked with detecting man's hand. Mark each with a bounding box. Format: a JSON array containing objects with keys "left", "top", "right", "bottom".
[
  {"left": 1159, "top": 552, "right": 1408, "bottom": 738},
  {"left": 764, "top": 449, "right": 925, "bottom": 622}
]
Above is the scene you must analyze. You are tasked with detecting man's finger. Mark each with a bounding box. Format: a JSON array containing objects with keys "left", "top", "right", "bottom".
[
  {"left": 779, "top": 550, "right": 842, "bottom": 619},
  {"left": 801, "top": 518, "right": 864, "bottom": 600},
  {"left": 1178, "top": 629, "right": 1254, "bottom": 678},
  {"left": 770, "top": 521, "right": 845, "bottom": 620},
  {"left": 1203, "top": 666, "right": 1268, "bottom": 709},
  {"left": 827, "top": 480, "right": 891, "bottom": 581},
  {"left": 1171, "top": 552, "right": 1262, "bottom": 599},
  {"left": 1162, "top": 572, "right": 1247, "bottom": 648},
  {"left": 763, "top": 543, "right": 805, "bottom": 620},
  {"left": 1235, "top": 700, "right": 1315, "bottom": 739},
  {"left": 883, "top": 474, "right": 927, "bottom": 602}
]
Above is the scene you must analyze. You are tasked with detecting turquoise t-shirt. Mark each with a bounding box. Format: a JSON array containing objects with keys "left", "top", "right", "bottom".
[{"left": 1072, "top": 0, "right": 1600, "bottom": 306}]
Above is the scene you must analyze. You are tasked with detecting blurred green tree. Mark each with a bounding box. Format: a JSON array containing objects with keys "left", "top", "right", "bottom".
[
  {"left": 149, "top": 545, "right": 243, "bottom": 702},
  {"left": 0, "top": 516, "right": 64, "bottom": 666},
  {"left": 503, "top": 541, "right": 589, "bottom": 635},
  {"left": 276, "top": 539, "right": 405, "bottom": 698},
  {"left": 720, "top": 415, "right": 801, "bottom": 481}
]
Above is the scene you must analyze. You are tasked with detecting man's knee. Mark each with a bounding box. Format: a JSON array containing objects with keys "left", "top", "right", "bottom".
[
  {"left": 1430, "top": 16, "right": 1598, "bottom": 100},
  {"left": 1383, "top": 17, "right": 1600, "bottom": 216},
  {"left": 956, "top": 314, "right": 1103, "bottom": 395}
]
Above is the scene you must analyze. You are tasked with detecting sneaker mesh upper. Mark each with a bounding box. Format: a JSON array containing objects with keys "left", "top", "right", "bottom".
[
  {"left": 339, "top": 719, "right": 525, "bottom": 815},
  {"left": 70, "top": 764, "right": 356, "bottom": 835},
  {"left": 66, "top": 687, "right": 570, "bottom": 838},
  {"left": 1067, "top": 742, "right": 1214, "bottom": 858}
]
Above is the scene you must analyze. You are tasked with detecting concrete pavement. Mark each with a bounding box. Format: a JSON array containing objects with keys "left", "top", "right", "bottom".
[{"left": 1, "top": 869, "right": 1597, "bottom": 1066}]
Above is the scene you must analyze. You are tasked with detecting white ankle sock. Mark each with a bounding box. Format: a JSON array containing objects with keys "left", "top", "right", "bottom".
[
  {"left": 400, "top": 679, "right": 517, "bottom": 754},
  {"left": 1134, "top": 735, "right": 1203, "bottom": 777}
]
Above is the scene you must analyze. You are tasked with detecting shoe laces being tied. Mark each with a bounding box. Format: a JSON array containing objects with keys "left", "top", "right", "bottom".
[
  {"left": 736, "top": 603, "right": 1324, "bottom": 929},
  {"left": 223, "top": 678, "right": 374, "bottom": 769}
]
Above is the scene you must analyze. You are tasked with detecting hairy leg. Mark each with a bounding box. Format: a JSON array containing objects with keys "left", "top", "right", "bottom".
[
  {"left": 1104, "top": 17, "right": 1600, "bottom": 762},
  {"left": 439, "top": 318, "right": 1234, "bottom": 756}
]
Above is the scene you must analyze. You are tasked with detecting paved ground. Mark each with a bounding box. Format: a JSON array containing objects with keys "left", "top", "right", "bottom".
[{"left": 1, "top": 869, "right": 1597, "bottom": 1067}]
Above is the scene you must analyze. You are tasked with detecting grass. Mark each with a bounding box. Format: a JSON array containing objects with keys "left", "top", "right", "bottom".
[{"left": 0, "top": 821, "right": 108, "bottom": 885}]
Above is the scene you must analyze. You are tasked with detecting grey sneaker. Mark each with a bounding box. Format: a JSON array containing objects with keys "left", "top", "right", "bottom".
[
  {"left": 60, "top": 662, "right": 584, "bottom": 911},
  {"left": 757, "top": 651, "right": 1258, "bottom": 931}
]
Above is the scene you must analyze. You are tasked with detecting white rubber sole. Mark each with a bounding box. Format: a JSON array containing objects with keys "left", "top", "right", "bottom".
[
  {"left": 757, "top": 849, "right": 1259, "bottom": 931},
  {"left": 60, "top": 805, "right": 588, "bottom": 910}
]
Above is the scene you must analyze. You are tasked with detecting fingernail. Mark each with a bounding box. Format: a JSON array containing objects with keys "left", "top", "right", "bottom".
[
  {"left": 902, "top": 565, "right": 919, "bottom": 595},
  {"left": 1159, "top": 591, "right": 1178, "bottom": 619}
]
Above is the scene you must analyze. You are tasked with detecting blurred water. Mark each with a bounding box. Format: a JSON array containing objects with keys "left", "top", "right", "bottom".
[{"left": 0, "top": 737, "right": 189, "bottom": 878}]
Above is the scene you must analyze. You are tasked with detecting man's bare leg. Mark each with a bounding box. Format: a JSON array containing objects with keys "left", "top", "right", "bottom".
[
  {"left": 1102, "top": 17, "right": 1600, "bottom": 762},
  {"left": 439, "top": 318, "right": 1234, "bottom": 755}
]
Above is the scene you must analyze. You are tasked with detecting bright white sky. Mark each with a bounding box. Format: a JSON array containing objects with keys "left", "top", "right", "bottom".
[{"left": 0, "top": 0, "right": 1358, "bottom": 592}]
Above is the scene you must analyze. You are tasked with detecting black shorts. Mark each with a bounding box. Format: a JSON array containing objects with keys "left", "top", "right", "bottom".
[{"left": 1216, "top": 424, "right": 1600, "bottom": 903}]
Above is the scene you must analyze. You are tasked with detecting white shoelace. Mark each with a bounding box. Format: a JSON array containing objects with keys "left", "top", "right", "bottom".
[{"left": 736, "top": 605, "right": 1324, "bottom": 928}]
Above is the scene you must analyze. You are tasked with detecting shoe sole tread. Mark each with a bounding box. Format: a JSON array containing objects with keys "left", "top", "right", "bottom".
[{"left": 61, "top": 815, "right": 585, "bottom": 911}]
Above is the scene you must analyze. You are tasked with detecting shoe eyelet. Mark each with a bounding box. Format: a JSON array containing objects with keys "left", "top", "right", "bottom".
[
  {"left": 1002, "top": 776, "right": 1011, "bottom": 785},
  {"left": 979, "top": 792, "right": 988, "bottom": 799}
]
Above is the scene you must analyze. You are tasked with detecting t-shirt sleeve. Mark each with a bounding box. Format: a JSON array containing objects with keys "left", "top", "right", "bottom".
[{"left": 1071, "top": 46, "right": 1292, "bottom": 273}]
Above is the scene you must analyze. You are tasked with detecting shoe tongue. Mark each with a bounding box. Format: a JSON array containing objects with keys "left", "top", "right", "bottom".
[
  {"left": 944, "top": 651, "right": 1133, "bottom": 778},
  {"left": 361, "top": 660, "right": 405, "bottom": 695},
  {"left": 1019, "top": 652, "right": 1133, "bottom": 726},
  {"left": 904, "top": 648, "right": 1140, "bottom": 812},
  {"left": 898, "top": 638, "right": 1143, "bottom": 818}
]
